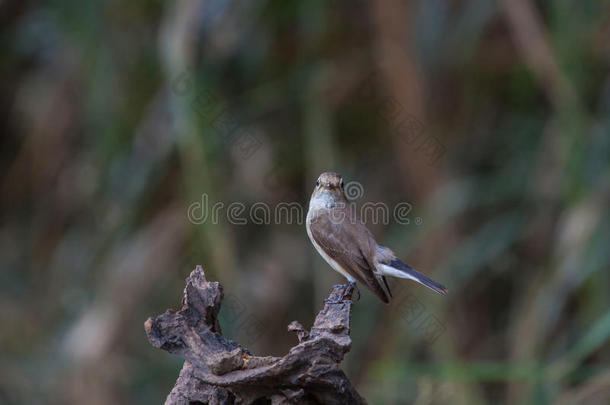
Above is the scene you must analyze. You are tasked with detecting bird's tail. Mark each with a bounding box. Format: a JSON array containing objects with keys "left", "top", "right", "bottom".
[{"left": 379, "top": 259, "right": 448, "bottom": 295}]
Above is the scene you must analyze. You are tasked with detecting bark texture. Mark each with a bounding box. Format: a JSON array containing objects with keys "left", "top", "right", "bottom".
[{"left": 145, "top": 266, "right": 367, "bottom": 404}]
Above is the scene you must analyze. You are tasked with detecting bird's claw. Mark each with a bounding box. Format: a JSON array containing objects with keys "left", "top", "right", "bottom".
[
  {"left": 325, "top": 282, "right": 360, "bottom": 304},
  {"left": 348, "top": 281, "right": 361, "bottom": 302}
]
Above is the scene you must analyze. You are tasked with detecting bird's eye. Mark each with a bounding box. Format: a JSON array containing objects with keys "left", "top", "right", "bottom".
[{"left": 316, "top": 180, "right": 320, "bottom": 186}]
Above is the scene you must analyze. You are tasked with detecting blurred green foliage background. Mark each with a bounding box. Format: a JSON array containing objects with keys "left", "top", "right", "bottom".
[{"left": 1, "top": 0, "right": 609, "bottom": 404}]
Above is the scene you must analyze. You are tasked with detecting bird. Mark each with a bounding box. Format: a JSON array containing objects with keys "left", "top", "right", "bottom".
[{"left": 306, "top": 172, "right": 447, "bottom": 303}]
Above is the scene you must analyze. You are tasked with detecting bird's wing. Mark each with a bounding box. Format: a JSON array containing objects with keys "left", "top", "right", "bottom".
[{"left": 309, "top": 209, "right": 390, "bottom": 303}]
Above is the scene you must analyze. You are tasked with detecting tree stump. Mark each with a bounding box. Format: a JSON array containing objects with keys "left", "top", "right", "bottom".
[{"left": 144, "top": 266, "right": 367, "bottom": 404}]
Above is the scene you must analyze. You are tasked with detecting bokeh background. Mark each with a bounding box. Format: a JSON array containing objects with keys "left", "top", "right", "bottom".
[{"left": 2, "top": 0, "right": 609, "bottom": 404}]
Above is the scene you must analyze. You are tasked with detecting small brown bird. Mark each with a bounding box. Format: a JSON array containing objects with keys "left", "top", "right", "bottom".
[{"left": 306, "top": 172, "right": 447, "bottom": 303}]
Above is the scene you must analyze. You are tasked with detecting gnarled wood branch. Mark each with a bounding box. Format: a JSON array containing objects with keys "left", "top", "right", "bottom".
[{"left": 145, "top": 266, "right": 367, "bottom": 405}]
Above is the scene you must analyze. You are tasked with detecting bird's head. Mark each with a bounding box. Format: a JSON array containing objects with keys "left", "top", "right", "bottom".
[{"left": 311, "top": 172, "right": 346, "bottom": 202}]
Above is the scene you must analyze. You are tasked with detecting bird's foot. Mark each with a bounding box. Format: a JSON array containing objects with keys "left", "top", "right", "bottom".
[
  {"left": 348, "top": 281, "right": 361, "bottom": 302},
  {"left": 325, "top": 282, "right": 360, "bottom": 304}
]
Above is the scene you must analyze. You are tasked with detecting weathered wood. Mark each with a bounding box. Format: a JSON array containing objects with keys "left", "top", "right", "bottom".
[{"left": 145, "top": 266, "right": 367, "bottom": 405}]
